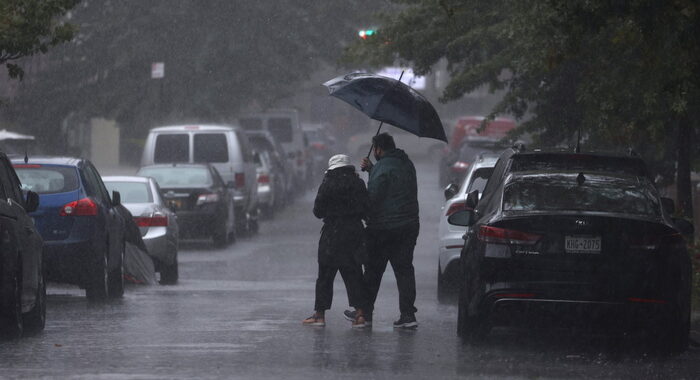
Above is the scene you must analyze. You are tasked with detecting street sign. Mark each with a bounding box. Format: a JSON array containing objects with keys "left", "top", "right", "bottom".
[
  {"left": 151, "top": 62, "right": 165, "bottom": 79},
  {"left": 376, "top": 67, "right": 425, "bottom": 90}
]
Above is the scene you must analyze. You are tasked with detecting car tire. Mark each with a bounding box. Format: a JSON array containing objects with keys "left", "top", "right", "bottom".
[
  {"left": 655, "top": 270, "right": 691, "bottom": 353},
  {"left": 457, "top": 272, "right": 487, "bottom": 343},
  {"left": 108, "top": 242, "right": 125, "bottom": 298},
  {"left": 159, "top": 250, "right": 179, "bottom": 285},
  {"left": 0, "top": 267, "right": 23, "bottom": 339},
  {"left": 437, "top": 264, "right": 450, "bottom": 304},
  {"left": 23, "top": 268, "right": 46, "bottom": 334},
  {"left": 86, "top": 250, "right": 109, "bottom": 300}
]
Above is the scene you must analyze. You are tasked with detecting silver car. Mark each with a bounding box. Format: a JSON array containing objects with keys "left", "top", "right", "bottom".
[{"left": 103, "top": 176, "right": 179, "bottom": 284}]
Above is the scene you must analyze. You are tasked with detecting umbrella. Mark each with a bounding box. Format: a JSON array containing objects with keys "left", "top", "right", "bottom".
[{"left": 323, "top": 72, "right": 447, "bottom": 158}]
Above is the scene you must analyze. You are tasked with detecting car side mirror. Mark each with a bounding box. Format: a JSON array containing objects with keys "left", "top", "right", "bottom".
[
  {"left": 112, "top": 190, "right": 121, "bottom": 206},
  {"left": 466, "top": 190, "right": 479, "bottom": 209},
  {"left": 661, "top": 197, "right": 675, "bottom": 214},
  {"left": 226, "top": 180, "right": 236, "bottom": 189},
  {"left": 25, "top": 191, "right": 39, "bottom": 213},
  {"left": 672, "top": 218, "right": 694, "bottom": 236},
  {"left": 448, "top": 209, "right": 475, "bottom": 227},
  {"left": 444, "top": 183, "right": 459, "bottom": 200}
]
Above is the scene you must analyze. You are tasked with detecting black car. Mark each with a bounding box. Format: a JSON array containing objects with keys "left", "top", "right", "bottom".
[
  {"left": 0, "top": 153, "right": 44, "bottom": 338},
  {"left": 13, "top": 156, "right": 126, "bottom": 300},
  {"left": 137, "top": 164, "right": 235, "bottom": 246},
  {"left": 449, "top": 149, "right": 693, "bottom": 351}
]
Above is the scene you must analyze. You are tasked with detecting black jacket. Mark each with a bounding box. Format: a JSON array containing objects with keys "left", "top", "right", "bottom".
[
  {"left": 366, "top": 148, "right": 419, "bottom": 229},
  {"left": 313, "top": 166, "right": 370, "bottom": 265}
]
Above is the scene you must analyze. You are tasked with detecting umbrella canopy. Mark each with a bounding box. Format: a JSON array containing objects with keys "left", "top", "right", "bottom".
[
  {"left": 323, "top": 72, "right": 447, "bottom": 142},
  {"left": 0, "top": 129, "right": 35, "bottom": 141}
]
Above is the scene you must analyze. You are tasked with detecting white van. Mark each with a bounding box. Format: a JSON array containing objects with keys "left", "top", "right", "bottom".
[
  {"left": 238, "top": 109, "right": 307, "bottom": 190},
  {"left": 141, "top": 125, "right": 258, "bottom": 233}
]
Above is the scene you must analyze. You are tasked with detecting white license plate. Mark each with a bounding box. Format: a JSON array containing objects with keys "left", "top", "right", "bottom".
[{"left": 565, "top": 236, "right": 601, "bottom": 254}]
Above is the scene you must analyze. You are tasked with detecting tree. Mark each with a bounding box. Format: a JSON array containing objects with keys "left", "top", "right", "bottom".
[
  {"left": 6, "top": 0, "right": 381, "bottom": 146},
  {"left": 346, "top": 0, "right": 700, "bottom": 218},
  {"left": 0, "top": 0, "right": 78, "bottom": 79}
]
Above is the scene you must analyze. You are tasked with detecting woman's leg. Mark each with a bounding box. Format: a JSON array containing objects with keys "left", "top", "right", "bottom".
[{"left": 314, "top": 262, "right": 338, "bottom": 312}]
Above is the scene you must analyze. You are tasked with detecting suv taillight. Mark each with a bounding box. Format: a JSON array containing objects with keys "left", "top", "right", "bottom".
[
  {"left": 60, "top": 198, "right": 98, "bottom": 216},
  {"left": 478, "top": 225, "right": 541, "bottom": 245},
  {"left": 134, "top": 215, "right": 168, "bottom": 227},
  {"left": 235, "top": 173, "right": 245, "bottom": 188},
  {"left": 258, "top": 174, "right": 270, "bottom": 184}
]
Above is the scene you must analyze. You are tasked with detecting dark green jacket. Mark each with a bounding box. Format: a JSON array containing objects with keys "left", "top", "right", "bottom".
[{"left": 366, "top": 148, "right": 419, "bottom": 230}]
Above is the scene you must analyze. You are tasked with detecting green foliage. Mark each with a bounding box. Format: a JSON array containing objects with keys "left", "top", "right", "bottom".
[
  {"left": 345, "top": 0, "right": 700, "bottom": 156},
  {"left": 0, "top": 0, "right": 78, "bottom": 79},
  {"left": 7, "top": 0, "right": 380, "bottom": 141}
]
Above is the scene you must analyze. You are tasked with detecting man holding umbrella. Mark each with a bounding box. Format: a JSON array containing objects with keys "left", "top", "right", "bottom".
[{"left": 345, "top": 132, "right": 420, "bottom": 329}]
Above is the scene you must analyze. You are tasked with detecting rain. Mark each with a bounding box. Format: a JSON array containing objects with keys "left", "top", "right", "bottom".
[{"left": 1, "top": 1, "right": 699, "bottom": 378}]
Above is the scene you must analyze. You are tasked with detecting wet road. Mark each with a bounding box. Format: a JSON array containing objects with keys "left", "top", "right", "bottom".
[{"left": 1, "top": 159, "right": 699, "bottom": 379}]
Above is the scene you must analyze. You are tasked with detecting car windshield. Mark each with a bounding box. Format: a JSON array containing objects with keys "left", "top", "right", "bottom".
[
  {"left": 138, "top": 167, "right": 212, "bottom": 188},
  {"left": 502, "top": 173, "right": 660, "bottom": 217},
  {"left": 104, "top": 181, "right": 152, "bottom": 203},
  {"left": 14, "top": 165, "right": 80, "bottom": 194}
]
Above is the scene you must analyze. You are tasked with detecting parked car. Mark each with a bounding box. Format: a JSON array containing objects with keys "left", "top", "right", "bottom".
[
  {"left": 439, "top": 117, "right": 517, "bottom": 187},
  {"left": 253, "top": 150, "right": 281, "bottom": 219},
  {"left": 0, "top": 153, "right": 44, "bottom": 338},
  {"left": 245, "top": 130, "right": 292, "bottom": 205},
  {"left": 13, "top": 157, "right": 126, "bottom": 300},
  {"left": 141, "top": 124, "right": 258, "bottom": 235},
  {"left": 449, "top": 149, "right": 693, "bottom": 352},
  {"left": 238, "top": 109, "right": 307, "bottom": 192},
  {"left": 437, "top": 154, "right": 497, "bottom": 301},
  {"left": 103, "top": 176, "right": 179, "bottom": 284},
  {"left": 302, "top": 124, "right": 334, "bottom": 182},
  {"left": 137, "top": 164, "right": 235, "bottom": 246}
]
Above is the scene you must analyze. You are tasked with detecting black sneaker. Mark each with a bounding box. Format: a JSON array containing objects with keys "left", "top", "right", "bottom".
[
  {"left": 343, "top": 309, "right": 372, "bottom": 325},
  {"left": 393, "top": 314, "right": 418, "bottom": 329}
]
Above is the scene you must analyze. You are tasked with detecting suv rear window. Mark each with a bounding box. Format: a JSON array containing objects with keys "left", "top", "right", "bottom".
[
  {"left": 510, "top": 154, "right": 648, "bottom": 177},
  {"left": 138, "top": 167, "right": 213, "bottom": 188},
  {"left": 104, "top": 181, "right": 153, "bottom": 203},
  {"left": 194, "top": 133, "right": 228, "bottom": 163},
  {"left": 154, "top": 134, "right": 189, "bottom": 163},
  {"left": 268, "top": 118, "right": 293, "bottom": 143},
  {"left": 15, "top": 165, "right": 80, "bottom": 194},
  {"left": 502, "top": 174, "right": 660, "bottom": 216}
]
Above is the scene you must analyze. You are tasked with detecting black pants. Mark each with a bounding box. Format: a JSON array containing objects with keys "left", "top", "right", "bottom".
[
  {"left": 364, "top": 223, "right": 419, "bottom": 316},
  {"left": 314, "top": 262, "right": 368, "bottom": 312}
]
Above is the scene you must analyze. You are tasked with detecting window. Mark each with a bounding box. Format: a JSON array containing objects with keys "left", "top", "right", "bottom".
[
  {"left": 15, "top": 165, "right": 80, "bottom": 195},
  {"left": 268, "top": 118, "right": 293, "bottom": 142},
  {"left": 138, "top": 167, "right": 213, "bottom": 188},
  {"left": 154, "top": 134, "right": 189, "bottom": 163},
  {"left": 103, "top": 181, "right": 153, "bottom": 203},
  {"left": 467, "top": 168, "right": 494, "bottom": 194},
  {"left": 194, "top": 133, "right": 228, "bottom": 163}
]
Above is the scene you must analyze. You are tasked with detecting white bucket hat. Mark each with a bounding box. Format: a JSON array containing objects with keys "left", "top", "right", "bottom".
[{"left": 327, "top": 154, "right": 352, "bottom": 171}]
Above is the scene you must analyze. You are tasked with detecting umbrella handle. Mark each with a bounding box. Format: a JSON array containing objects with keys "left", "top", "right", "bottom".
[{"left": 361, "top": 70, "right": 404, "bottom": 172}]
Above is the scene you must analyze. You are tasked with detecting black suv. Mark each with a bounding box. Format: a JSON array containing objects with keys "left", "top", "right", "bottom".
[
  {"left": 449, "top": 147, "right": 693, "bottom": 351},
  {"left": 0, "top": 153, "right": 44, "bottom": 338}
]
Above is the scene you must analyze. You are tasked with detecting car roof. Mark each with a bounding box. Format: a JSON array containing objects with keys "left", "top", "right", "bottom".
[
  {"left": 139, "top": 163, "right": 212, "bottom": 169},
  {"left": 149, "top": 124, "right": 239, "bottom": 133},
  {"left": 102, "top": 176, "right": 151, "bottom": 183},
  {"left": 11, "top": 156, "right": 83, "bottom": 166}
]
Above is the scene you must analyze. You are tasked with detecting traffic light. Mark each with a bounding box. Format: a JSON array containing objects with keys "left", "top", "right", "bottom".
[{"left": 358, "top": 29, "right": 376, "bottom": 40}]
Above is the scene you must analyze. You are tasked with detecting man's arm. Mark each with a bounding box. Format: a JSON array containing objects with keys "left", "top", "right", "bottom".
[
  {"left": 367, "top": 166, "right": 391, "bottom": 208},
  {"left": 313, "top": 180, "right": 328, "bottom": 219}
]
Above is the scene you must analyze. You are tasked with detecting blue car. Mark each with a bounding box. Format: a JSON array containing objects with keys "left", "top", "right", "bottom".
[{"left": 13, "top": 157, "right": 126, "bottom": 300}]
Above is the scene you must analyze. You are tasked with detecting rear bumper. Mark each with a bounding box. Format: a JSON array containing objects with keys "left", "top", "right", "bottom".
[
  {"left": 142, "top": 227, "right": 176, "bottom": 265},
  {"left": 257, "top": 185, "right": 273, "bottom": 205},
  {"left": 43, "top": 239, "right": 95, "bottom": 285},
  {"left": 176, "top": 210, "right": 224, "bottom": 238}
]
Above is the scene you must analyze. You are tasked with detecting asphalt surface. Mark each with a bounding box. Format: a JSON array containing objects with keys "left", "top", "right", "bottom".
[{"left": 1, "top": 159, "right": 699, "bottom": 379}]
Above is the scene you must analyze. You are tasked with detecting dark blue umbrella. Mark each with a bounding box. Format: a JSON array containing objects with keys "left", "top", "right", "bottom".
[{"left": 323, "top": 72, "right": 447, "bottom": 157}]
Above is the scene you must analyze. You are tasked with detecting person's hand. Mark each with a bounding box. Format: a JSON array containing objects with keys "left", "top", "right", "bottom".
[{"left": 360, "top": 157, "right": 373, "bottom": 172}]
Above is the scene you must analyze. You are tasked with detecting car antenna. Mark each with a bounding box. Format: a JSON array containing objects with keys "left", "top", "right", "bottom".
[{"left": 23, "top": 140, "right": 29, "bottom": 163}]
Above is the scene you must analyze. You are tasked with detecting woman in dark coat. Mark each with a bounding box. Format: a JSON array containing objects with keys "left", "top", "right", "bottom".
[{"left": 302, "top": 154, "right": 370, "bottom": 328}]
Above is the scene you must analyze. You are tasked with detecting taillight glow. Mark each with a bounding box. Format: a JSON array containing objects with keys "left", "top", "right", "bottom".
[
  {"left": 445, "top": 201, "right": 467, "bottom": 216},
  {"left": 134, "top": 215, "right": 168, "bottom": 227},
  {"left": 235, "top": 173, "right": 245, "bottom": 188},
  {"left": 60, "top": 198, "right": 98, "bottom": 216},
  {"left": 258, "top": 174, "right": 270, "bottom": 184},
  {"left": 13, "top": 164, "right": 42, "bottom": 168},
  {"left": 311, "top": 142, "right": 326, "bottom": 150},
  {"left": 478, "top": 225, "right": 541, "bottom": 245}
]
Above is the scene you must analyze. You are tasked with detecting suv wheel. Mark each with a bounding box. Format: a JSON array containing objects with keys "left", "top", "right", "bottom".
[
  {"left": 86, "top": 250, "right": 109, "bottom": 300},
  {"left": 23, "top": 268, "right": 46, "bottom": 333},
  {"left": 0, "top": 268, "right": 23, "bottom": 338},
  {"left": 108, "top": 242, "right": 125, "bottom": 298}
]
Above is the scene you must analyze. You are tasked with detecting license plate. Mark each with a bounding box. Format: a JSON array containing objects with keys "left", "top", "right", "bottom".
[
  {"left": 168, "top": 199, "right": 183, "bottom": 210},
  {"left": 565, "top": 236, "right": 601, "bottom": 254}
]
